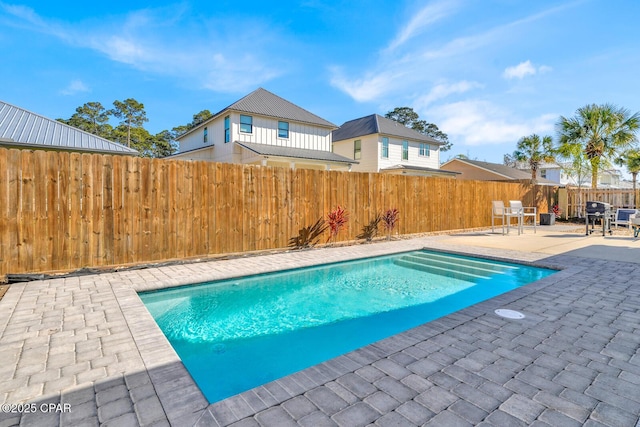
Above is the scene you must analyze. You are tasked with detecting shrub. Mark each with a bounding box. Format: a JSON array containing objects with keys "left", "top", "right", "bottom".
[
  {"left": 381, "top": 208, "right": 399, "bottom": 240},
  {"left": 552, "top": 204, "right": 561, "bottom": 217},
  {"left": 327, "top": 205, "right": 349, "bottom": 243},
  {"left": 288, "top": 218, "right": 327, "bottom": 249},
  {"left": 356, "top": 215, "right": 381, "bottom": 242}
]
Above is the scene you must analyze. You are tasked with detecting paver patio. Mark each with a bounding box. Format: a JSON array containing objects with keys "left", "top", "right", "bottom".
[{"left": 0, "top": 227, "right": 639, "bottom": 426}]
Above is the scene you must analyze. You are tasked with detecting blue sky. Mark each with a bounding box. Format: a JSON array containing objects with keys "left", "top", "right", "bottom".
[{"left": 1, "top": 0, "right": 639, "bottom": 163}]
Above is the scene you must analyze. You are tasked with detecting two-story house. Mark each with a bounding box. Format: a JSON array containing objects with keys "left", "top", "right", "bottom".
[
  {"left": 173, "top": 88, "right": 355, "bottom": 171},
  {"left": 331, "top": 114, "right": 457, "bottom": 177}
]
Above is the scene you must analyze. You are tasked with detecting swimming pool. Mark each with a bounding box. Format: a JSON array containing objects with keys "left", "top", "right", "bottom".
[{"left": 140, "top": 250, "right": 555, "bottom": 403}]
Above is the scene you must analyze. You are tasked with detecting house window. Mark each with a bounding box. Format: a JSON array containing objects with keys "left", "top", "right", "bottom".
[
  {"left": 203, "top": 127, "right": 208, "bottom": 143},
  {"left": 224, "top": 116, "right": 230, "bottom": 143},
  {"left": 240, "top": 115, "right": 252, "bottom": 133},
  {"left": 278, "top": 121, "right": 289, "bottom": 138},
  {"left": 402, "top": 140, "right": 409, "bottom": 160},
  {"left": 354, "top": 140, "right": 361, "bottom": 160},
  {"left": 541, "top": 169, "right": 547, "bottom": 178},
  {"left": 419, "top": 143, "right": 429, "bottom": 157},
  {"left": 381, "top": 137, "right": 389, "bottom": 158}
]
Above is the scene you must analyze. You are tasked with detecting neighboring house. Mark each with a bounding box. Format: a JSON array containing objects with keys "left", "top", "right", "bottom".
[
  {"left": 441, "top": 158, "right": 559, "bottom": 185},
  {"left": 0, "top": 100, "right": 138, "bottom": 155},
  {"left": 599, "top": 169, "right": 623, "bottom": 188},
  {"left": 534, "top": 162, "right": 624, "bottom": 188},
  {"left": 331, "top": 114, "right": 458, "bottom": 178},
  {"left": 173, "top": 88, "right": 355, "bottom": 171}
]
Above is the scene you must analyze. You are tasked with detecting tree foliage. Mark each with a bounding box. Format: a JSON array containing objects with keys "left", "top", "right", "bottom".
[
  {"left": 110, "top": 99, "right": 149, "bottom": 148},
  {"left": 57, "top": 102, "right": 112, "bottom": 138},
  {"left": 615, "top": 150, "right": 640, "bottom": 208},
  {"left": 512, "top": 134, "right": 555, "bottom": 183},
  {"left": 503, "top": 153, "right": 517, "bottom": 168},
  {"left": 57, "top": 98, "right": 182, "bottom": 158},
  {"left": 556, "top": 104, "right": 640, "bottom": 188},
  {"left": 555, "top": 142, "right": 592, "bottom": 188},
  {"left": 385, "top": 107, "right": 452, "bottom": 151}
]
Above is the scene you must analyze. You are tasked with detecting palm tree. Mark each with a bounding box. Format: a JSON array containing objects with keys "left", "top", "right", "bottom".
[
  {"left": 616, "top": 149, "right": 640, "bottom": 208},
  {"left": 513, "top": 134, "right": 555, "bottom": 183},
  {"left": 557, "top": 104, "right": 640, "bottom": 189}
]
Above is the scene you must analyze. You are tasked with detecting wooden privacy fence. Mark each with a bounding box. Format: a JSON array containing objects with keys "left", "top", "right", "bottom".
[
  {"left": 0, "top": 148, "right": 553, "bottom": 278},
  {"left": 565, "top": 188, "right": 640, "bottom": 218}
]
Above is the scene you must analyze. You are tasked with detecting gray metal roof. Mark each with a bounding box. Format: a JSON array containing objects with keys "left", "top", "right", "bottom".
[
  {"left": 0, "top": 100, "right": 138, "bottom": 155},
  {"left": 333, "top": 114, "right": 441, "bottom": 144},
  {"left": 221, "top": 88, "right": 337, "bottom": 128},
  {"left": 236, "top": 141, "right": 355, "bottom": 165}
]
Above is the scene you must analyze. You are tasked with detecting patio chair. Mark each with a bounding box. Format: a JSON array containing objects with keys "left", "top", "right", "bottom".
[
  {"left": 611, "top": 208, "right": 639, "bottom": 229},
  {"left": 630, "top": 214, "right": 640, "bottom": 238},
  {"left": 509, "top": 200, "right": 536, "bottom": 234},
  {"left": 492, "top": 201, "right": 522, "bottom": 235}
]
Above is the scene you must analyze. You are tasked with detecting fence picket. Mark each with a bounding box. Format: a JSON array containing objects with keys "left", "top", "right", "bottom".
[{"left": 0, "top": 148, "right": 556, "bottom": 278}]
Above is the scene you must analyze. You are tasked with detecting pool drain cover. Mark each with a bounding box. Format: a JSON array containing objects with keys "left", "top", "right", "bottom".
[{"left": 495, "top": 309, "right": 525, "bottom": 319}]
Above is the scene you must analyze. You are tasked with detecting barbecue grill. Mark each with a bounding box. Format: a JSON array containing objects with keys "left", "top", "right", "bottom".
[{"left": 585, "top": 201, "right": 612, "bottom": 236}]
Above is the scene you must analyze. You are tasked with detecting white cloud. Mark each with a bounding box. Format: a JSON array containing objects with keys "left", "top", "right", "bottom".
[
  {"left": 386, "top": 0, "right": 461, "bottom": 51},
  {"left": 428, "top": 100, "right": 556, "bottom": 146},
  {"left": 503, "top": 60, "right": 552, "bottom": 79},
  {"left": 329, "top": 67, "right": 404, "bottom": 103},
  {"left": 1, "top": 4, "right": 282, "bottom": 94},
  {"left": 59, "top": 80, "right": 90, "bottom": 96},
  {"left": 415, "top": 81, "right": 484, "bottom": 108},
  {"left": 330, "top": 3, "right": 567, "bottom": 104}
]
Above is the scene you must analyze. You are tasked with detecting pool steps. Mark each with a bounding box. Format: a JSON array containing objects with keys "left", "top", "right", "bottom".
[
  {"left": 393, "top": 252, "right": 513, "bottom": 282},
  {"left": 411, "top": 252, "right": 517, "bottom": 271}
]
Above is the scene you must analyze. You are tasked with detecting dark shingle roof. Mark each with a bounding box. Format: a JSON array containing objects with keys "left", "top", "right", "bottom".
[
  {"left": 220, "top": 88, "right": 336, "bottom": 128},
  {"left": 0, "top": 100, "right": 138, "bottom": 155},
  {"left": 332, "top": 114, "right": 441, "bottom": 144},
  {"left": 236, "top": 141, "right": 355, "bottom": 165}
]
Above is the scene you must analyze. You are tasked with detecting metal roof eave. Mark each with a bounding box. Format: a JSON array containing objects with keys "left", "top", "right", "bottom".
[
  {"left": 236, "top": 141, "right": 356, "bottom": 165},
  {"left": 0, "top": 140, "right": 139, "bottom": 156}
]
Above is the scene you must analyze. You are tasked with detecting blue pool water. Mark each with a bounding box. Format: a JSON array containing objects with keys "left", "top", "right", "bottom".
[{"left": 140, "top": 250, "right": 555, "bottom": 403}]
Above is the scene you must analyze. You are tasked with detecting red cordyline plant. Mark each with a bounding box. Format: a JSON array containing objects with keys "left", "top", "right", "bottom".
[
  {"left": 552, "top": 204, "right": 561, "bottom": 217},
  {"left": 381, "top": 208, "right": 399, "bottom": 240},
  {"left": 327, "top": 205, "right": 349, "bottom": 243}
]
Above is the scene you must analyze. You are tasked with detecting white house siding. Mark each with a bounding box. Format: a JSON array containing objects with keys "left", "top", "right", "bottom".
[
  {"left": 171, "top": 146, "right": 215, "bottom": 161},
  {"left": 332, "top": 134, "right": 379, "bottom": 172},
  {"left": 379, "top": 136, "right": 440, "bottom": 170},
  {"left": 538, "top": 167, "right": 562, "bottom": 184},
  {"left": 234, "top": 115, "right": 332, "bottom": 151},
  {"left": 333, "top": 134, "right": 440, "bottom": 173},
  {"left": 178, "top": 119, "right": 224, "bottom": 153},
  {"left": 177, "top": 112, "right": 333, "bottom": 165},
  {"left": 177, "top": 114, "right": 236, "bottom": 164}
]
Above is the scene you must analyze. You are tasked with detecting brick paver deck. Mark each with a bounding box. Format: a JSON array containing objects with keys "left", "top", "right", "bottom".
[{"left": 0, "top": 236, "right": 639, "bottom": 426}]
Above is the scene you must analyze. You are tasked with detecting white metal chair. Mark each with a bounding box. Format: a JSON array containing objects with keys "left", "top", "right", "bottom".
[
  {"left": 612, "top": 208, "right": 639, "bottom": 229},
  {"left": 509, "top": 200, "right": 536, "bottom": 233},
  {"left": 492, "top": 201, "right": 522, "bottom": 235}
]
